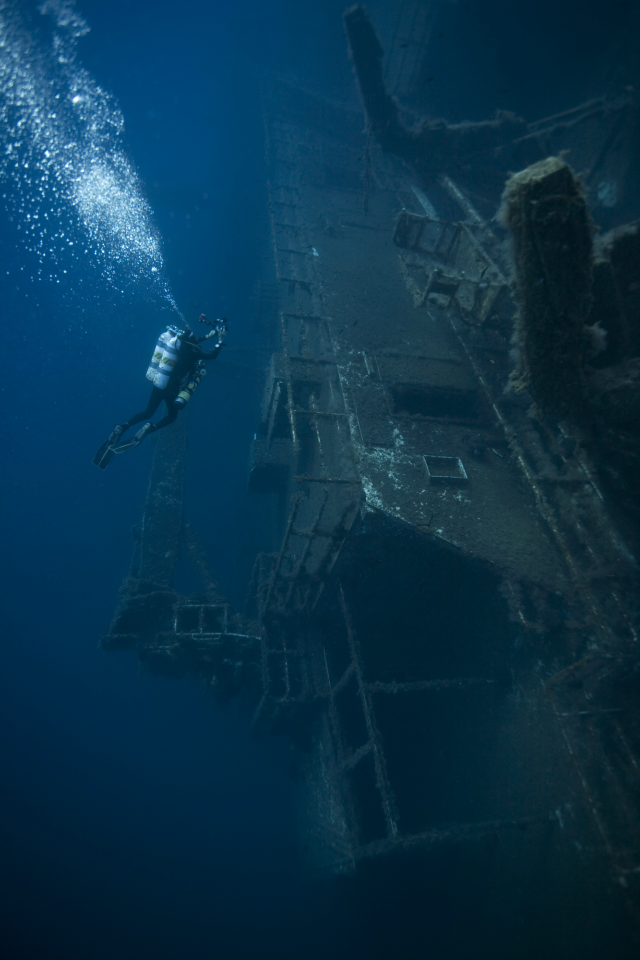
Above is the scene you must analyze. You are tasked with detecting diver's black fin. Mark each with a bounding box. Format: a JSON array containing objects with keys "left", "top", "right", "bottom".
[
  {"left": 109, "top": 437, "right": 141, "bottom": 455},
  {"left": 93, "top": 425, "right": 128, "bottom": 469},
  {"left": 97, "top": 447, "right": 116, "bottom": 470},
  {"left": 92, "top": 438, "right": 109, "bottom": 467},
  {"left": 93, "top": 439, "right": 115, "bottom": 470},
  {"left": 109, "top": 422, "right": 155, "bottom": 456}
]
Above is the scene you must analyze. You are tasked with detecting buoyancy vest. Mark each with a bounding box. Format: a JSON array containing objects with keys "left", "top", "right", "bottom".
[
  {"left": 146, "top": 328, "right": 182, "bottom": 389},
  {"left": 175, "top": 362, "right": 206, "bottom": 407}
]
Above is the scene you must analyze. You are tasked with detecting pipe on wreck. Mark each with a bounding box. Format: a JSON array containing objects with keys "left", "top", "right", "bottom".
[{"left": 343, "top": 4, "right": 528, "bottom": 178}]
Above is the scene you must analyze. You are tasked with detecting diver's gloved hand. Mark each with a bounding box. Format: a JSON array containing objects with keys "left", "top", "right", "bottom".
[{"left": 199, "top": 313, "right": 227, "bottom": 340}]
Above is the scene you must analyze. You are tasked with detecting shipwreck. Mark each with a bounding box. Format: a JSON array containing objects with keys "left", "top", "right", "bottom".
[{"left": 101, "top": 5, "right": 640, "bottom": 951}]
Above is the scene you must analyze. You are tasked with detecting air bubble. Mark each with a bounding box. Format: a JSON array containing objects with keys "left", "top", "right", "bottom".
[{"left": 0, "top": 0, "right": 180, "bottom": 320}]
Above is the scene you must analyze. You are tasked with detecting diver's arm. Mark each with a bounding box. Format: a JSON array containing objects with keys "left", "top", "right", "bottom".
[
  {"left": 197, "top": 316, "right": 226, "bottom": 357},
  {"left": 200, "top": 343, "right": 224, "bottom": 360},
  {"left": 195, "top": 330, "right": 225, "bottom": 346}
]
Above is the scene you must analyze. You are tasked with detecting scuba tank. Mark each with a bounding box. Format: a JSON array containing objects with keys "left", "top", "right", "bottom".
[
  {"left": 146, "top": 325, "right": 183, "bottom": 389},
  {"left": 174, "top": 360, "right": 207, "bottom": 407}
]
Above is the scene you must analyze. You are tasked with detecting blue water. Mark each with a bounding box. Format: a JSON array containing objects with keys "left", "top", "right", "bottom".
[{"left": 0, "top": 1, "right": 635, "bottom": 958}]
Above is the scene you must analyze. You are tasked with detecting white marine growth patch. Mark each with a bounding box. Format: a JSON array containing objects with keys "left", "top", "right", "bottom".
[
  {"left": 336, "top": 357, "right": 426, "bottom": 517},
  {"left": 0, "top": 0, "right": 178, "bottom": 311},
  {"left": 357, "top": 429, "right": 414, "bottom": 511}
]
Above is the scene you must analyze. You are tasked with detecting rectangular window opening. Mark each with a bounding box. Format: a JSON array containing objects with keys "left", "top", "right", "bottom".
[{"left": 387, "top": 384, "right": 479, "bottom": 420}]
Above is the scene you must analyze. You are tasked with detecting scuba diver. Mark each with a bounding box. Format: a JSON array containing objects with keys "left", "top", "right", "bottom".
[{"left": 93, "top": 314, "right": 227, "bottom": 470}]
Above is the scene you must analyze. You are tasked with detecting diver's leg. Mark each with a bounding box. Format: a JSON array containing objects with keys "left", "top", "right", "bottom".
[
  {"left": 107, "top": 388, "right": 171, "bottom": 455},
  {"left": 124, "top": 387, "right": 165, "bottom": 429},
  {"left": 107, "top": 390, "right": 179, "bottom": 458},
  {"left": 93, "top": 388, "right": 165, "bottom": 468},
  {"left": 153, "top": 397, "right": 181, "bottom": 431}
]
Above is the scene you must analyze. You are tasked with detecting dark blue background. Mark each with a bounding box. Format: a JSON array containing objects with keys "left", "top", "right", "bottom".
[{"left": 1, "top": 1, "right": 636, "bottom": 958}]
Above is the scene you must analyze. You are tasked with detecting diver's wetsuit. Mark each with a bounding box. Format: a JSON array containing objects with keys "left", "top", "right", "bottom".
[
  {"left": 125, "top": 336, "right": 222, "bottom": 432},
  {"left": 93, "top": 324, "right": 225, "bottom": 469}
]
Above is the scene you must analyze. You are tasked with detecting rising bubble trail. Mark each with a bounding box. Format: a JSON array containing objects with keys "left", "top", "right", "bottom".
[{"left": 0, "top": 0, "right": 180, "bottom": 317}]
